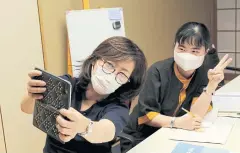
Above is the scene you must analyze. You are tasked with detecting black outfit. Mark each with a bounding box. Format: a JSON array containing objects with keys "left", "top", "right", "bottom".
[
  {"left": 43, "top": 75, "right": 129, "bottom": 153},
  {"left": 120, "top": 57, "right": 215, "bottom": 152}
]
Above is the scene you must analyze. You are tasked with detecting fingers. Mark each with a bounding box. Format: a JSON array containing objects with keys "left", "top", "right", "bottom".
[
  {"left": 191, "top": 115, "right": 203, "bottom": 130},
  {"left": 69, "top": 107, "right": 78, "bottom": 113},
  {"left": 208, "top": 69, "right": 222, "bottom": 75},
  {"left": 193, "top": 115, "right": 202, "bottom": 123},
  {"left": 59, "top": 108, "right": 78, "bottom": 121},
  {"left": 56, "top": 115, "right": 76, "bottom": 143},
  {"left": 191, "top": 120, "right": 202, "bottom": 131},
  {"left": 221, "top": 58, "right": 232, "bottom": 70},
  {"left": 193, "top": 121, "right": 201, "bottom": 127},
  {"left": 215, "top": 54, "right": 229, "bottom": 70},
  {"left": 195, "top": 128, "right": 204, "bottom": 132},
  {"left": 56, "top": 124, "right": 73, "bottom": 136},
  {"left": 27, "top": 86, "right": 46, "bottom": 94},
  {"left": 212, "top": 74, "right": 224, "bottom": 81},
  {"left": 208, "top": 70, "right": 224, "bottom": 82},
  {"left": 28, "top": 80, "right": 46, "bottom": 87},
  {"left": 28, "top": 70, "right": 42, "bottom": 78},
  {"left": 208, "top": 69, "right": 215, "bottom": 78},
  {"left": 208, "top": 68, "right": 225, "bottom": 82},
  {"left": 56, "top": 115, "right": 74, "bottom": 128},
  {"left": 215, "top": 54, "right": 232, "bottom": 70},
  {"left": 194, "top": 125, "right": 202, "bottom": 130},
  {"left": 27, "top": 70, "right": 46, "bottom": 96},
  {"left": 59, "top": 133, "right": 72, "bottom": 142},
  {"left": 28, "top": 93, "right": 43, "bottom": 99}
]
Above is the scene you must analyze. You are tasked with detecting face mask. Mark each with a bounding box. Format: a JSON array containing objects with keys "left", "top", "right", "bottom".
[
  {"left": 174, "top": 51, "right": 205, "bottom": 71},
  {"left": 91, "top": 64, "right": 121, "bottom": 95}
]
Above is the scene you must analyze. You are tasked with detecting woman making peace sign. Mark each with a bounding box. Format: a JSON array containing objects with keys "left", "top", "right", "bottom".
[{"left": 120, "top": 22, "right": 232, "bottom": 152}]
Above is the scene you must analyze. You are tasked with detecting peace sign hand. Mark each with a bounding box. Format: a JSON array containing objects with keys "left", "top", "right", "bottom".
[{"left": 208, "top": 54, "right": 232, "bottom": 87}]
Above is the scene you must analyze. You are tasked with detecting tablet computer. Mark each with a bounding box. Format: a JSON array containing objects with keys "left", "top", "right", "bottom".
[{"left": 32, "top": 68, "right": 72, "bottom": 143}]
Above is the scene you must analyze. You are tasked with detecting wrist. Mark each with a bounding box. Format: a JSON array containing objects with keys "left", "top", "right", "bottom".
[
  {"left": 206, "top": 83, "right": 217, "bottom": 95},
  {"left": 173, "top": 117, "right": 181, "bottom": 128},
  {"left": 79, "top": 117, "right": 90, "bottom": 133},
  {"left": 78, "top": 117, "right": 94, "bottom": 137},
  {"left": 170, "top": 117, "right": 176, "bottom": 128}
]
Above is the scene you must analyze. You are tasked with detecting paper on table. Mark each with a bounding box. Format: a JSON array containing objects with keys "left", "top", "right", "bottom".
[
  {"left": 169, "top": 117, "right": 236, "bottom": 144},
  {"left": 201, "top": 108, "right": 218, "bottom": 128},
  {"left": 171, "top": 142, "right": 231, "bottom": 153}
]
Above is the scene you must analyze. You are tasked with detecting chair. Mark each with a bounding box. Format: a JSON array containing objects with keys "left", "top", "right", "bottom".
[
  {"left": 111, "top": 97, "right": 138, "bottom": 153},
  {"left": 224, "top": 66, "right": 240, "bottom": 82}
]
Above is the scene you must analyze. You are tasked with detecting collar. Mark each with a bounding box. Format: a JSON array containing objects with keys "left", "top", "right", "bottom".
[{"left": 174, "top": 62, "right": 195, "bottom": 89}]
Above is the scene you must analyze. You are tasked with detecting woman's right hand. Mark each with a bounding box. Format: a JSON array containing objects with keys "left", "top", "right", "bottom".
[
  {"left": 174, "top": 114, "right": 202, "bottom": 130},
  {"left": 27, "top": 70, "right": 46, "bottom": 100}
]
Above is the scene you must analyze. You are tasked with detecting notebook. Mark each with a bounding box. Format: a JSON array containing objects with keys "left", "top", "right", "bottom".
[
  {"left": 169, "top": 117, "right": 235, "bottom": 144},
  {"left": 171, "top": 142, "right": 231, "bottom": 153}
]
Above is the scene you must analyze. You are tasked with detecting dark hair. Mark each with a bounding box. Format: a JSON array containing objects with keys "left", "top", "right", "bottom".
[
  {"left": 174, "top": 22, "right": 211, "bottom": 50},
  {"left": 76, "top": 36, "right": 147, "bottom": 102}
]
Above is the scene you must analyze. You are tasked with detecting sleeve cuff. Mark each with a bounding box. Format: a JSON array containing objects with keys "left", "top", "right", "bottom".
[
  {"left": 138, "top": 112, "right": 159, "bottom": 125},
  {"left": 207, "top": 104, "right": 213, "bottom": 112}
]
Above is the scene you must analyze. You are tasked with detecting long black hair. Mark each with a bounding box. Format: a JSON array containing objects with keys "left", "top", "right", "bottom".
[
  {"left": 174, "top": 22, "right": 211, "bottom": 50},
  {"left": 76, "top": 36, "right": 147, "bottom": 102}
]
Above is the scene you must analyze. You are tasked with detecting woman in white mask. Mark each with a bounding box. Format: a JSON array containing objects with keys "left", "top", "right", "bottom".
[
  {"left": 20, "top": 36, "right": 147, "bottom": 153},
  {"left": 120, "top": 22, "right": 232, "bottom": 152}
]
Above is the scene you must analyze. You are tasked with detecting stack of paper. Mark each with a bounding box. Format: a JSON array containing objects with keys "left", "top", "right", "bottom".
[
  {"left": 212, "top": 92, "right": 240, "bottom": 113},
  {"left": 218, "top": 112, "right": 240, "bottom": 118},
  {"left": 212, "top": 75, "right": 240, "bottom": 113},
  {"left": 169, "top": 117, "right": 236, "bottom": 144}
]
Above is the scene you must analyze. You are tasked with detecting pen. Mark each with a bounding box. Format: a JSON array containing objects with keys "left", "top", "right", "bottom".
[{"left": 181, "top": 107, "right": 195, "bottom": 117}]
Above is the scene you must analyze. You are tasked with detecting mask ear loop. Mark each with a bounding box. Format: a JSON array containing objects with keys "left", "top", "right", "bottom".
[
  {"left": 173, "top": 42, "right": 176, "bottom": 48},
  {"left": 91, "top": 64, "right": 94, "bottom": 74},
  {"left": 91, "top": 60, "right": 103, "bottom": 76},
  {"left": 91, "top": 59, "right": 100, "bottom": 73},
  {"left": 91, "top": 61, "right": 96, "bottom": 76}
]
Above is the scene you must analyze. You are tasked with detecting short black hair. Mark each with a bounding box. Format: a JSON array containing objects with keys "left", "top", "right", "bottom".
[
  {"left": 77, "top": 36, "right": 147, "bottom": 103},
  {"left": 174, "top": 22, "right": 211, "bottom": 50}
]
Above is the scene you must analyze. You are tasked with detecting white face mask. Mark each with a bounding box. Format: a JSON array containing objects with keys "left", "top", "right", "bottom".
[
  {"left": 174, "top": 51, "right": 205, "bottom": 71},
  {"left": 91, "top": 64, "right": 121, "bottom": 95}
]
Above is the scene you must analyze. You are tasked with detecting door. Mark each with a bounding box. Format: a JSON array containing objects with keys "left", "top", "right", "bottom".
[{"left": 0, "top": 106, "right": 6, "bottom": 153}]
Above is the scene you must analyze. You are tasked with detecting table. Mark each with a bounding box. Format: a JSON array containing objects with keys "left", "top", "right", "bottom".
[{"left": 127, "top": 76, "right": 240, "bottom": 153}]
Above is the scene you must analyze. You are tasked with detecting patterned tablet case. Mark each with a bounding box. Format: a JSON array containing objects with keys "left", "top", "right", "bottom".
[{"left": 32, "top": 68, "right": 72, "bottom": 143}]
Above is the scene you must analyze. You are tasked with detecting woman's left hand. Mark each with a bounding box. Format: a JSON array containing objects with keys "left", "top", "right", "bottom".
[
  {"left": 208, "top": 54, "right": 232, "bottom": 88},
  {"left": 56, "top": 107, "right": 89, "bottom": 142}
]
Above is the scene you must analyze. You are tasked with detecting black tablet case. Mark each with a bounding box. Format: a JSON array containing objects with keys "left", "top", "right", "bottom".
[{"left": 32, "top": 68, "right": 72, "bottom": 143}]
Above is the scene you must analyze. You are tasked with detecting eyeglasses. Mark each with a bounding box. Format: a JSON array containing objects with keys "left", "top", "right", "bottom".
[{"left": 101, "top": 60, "right": 130, "bottom": 85}]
